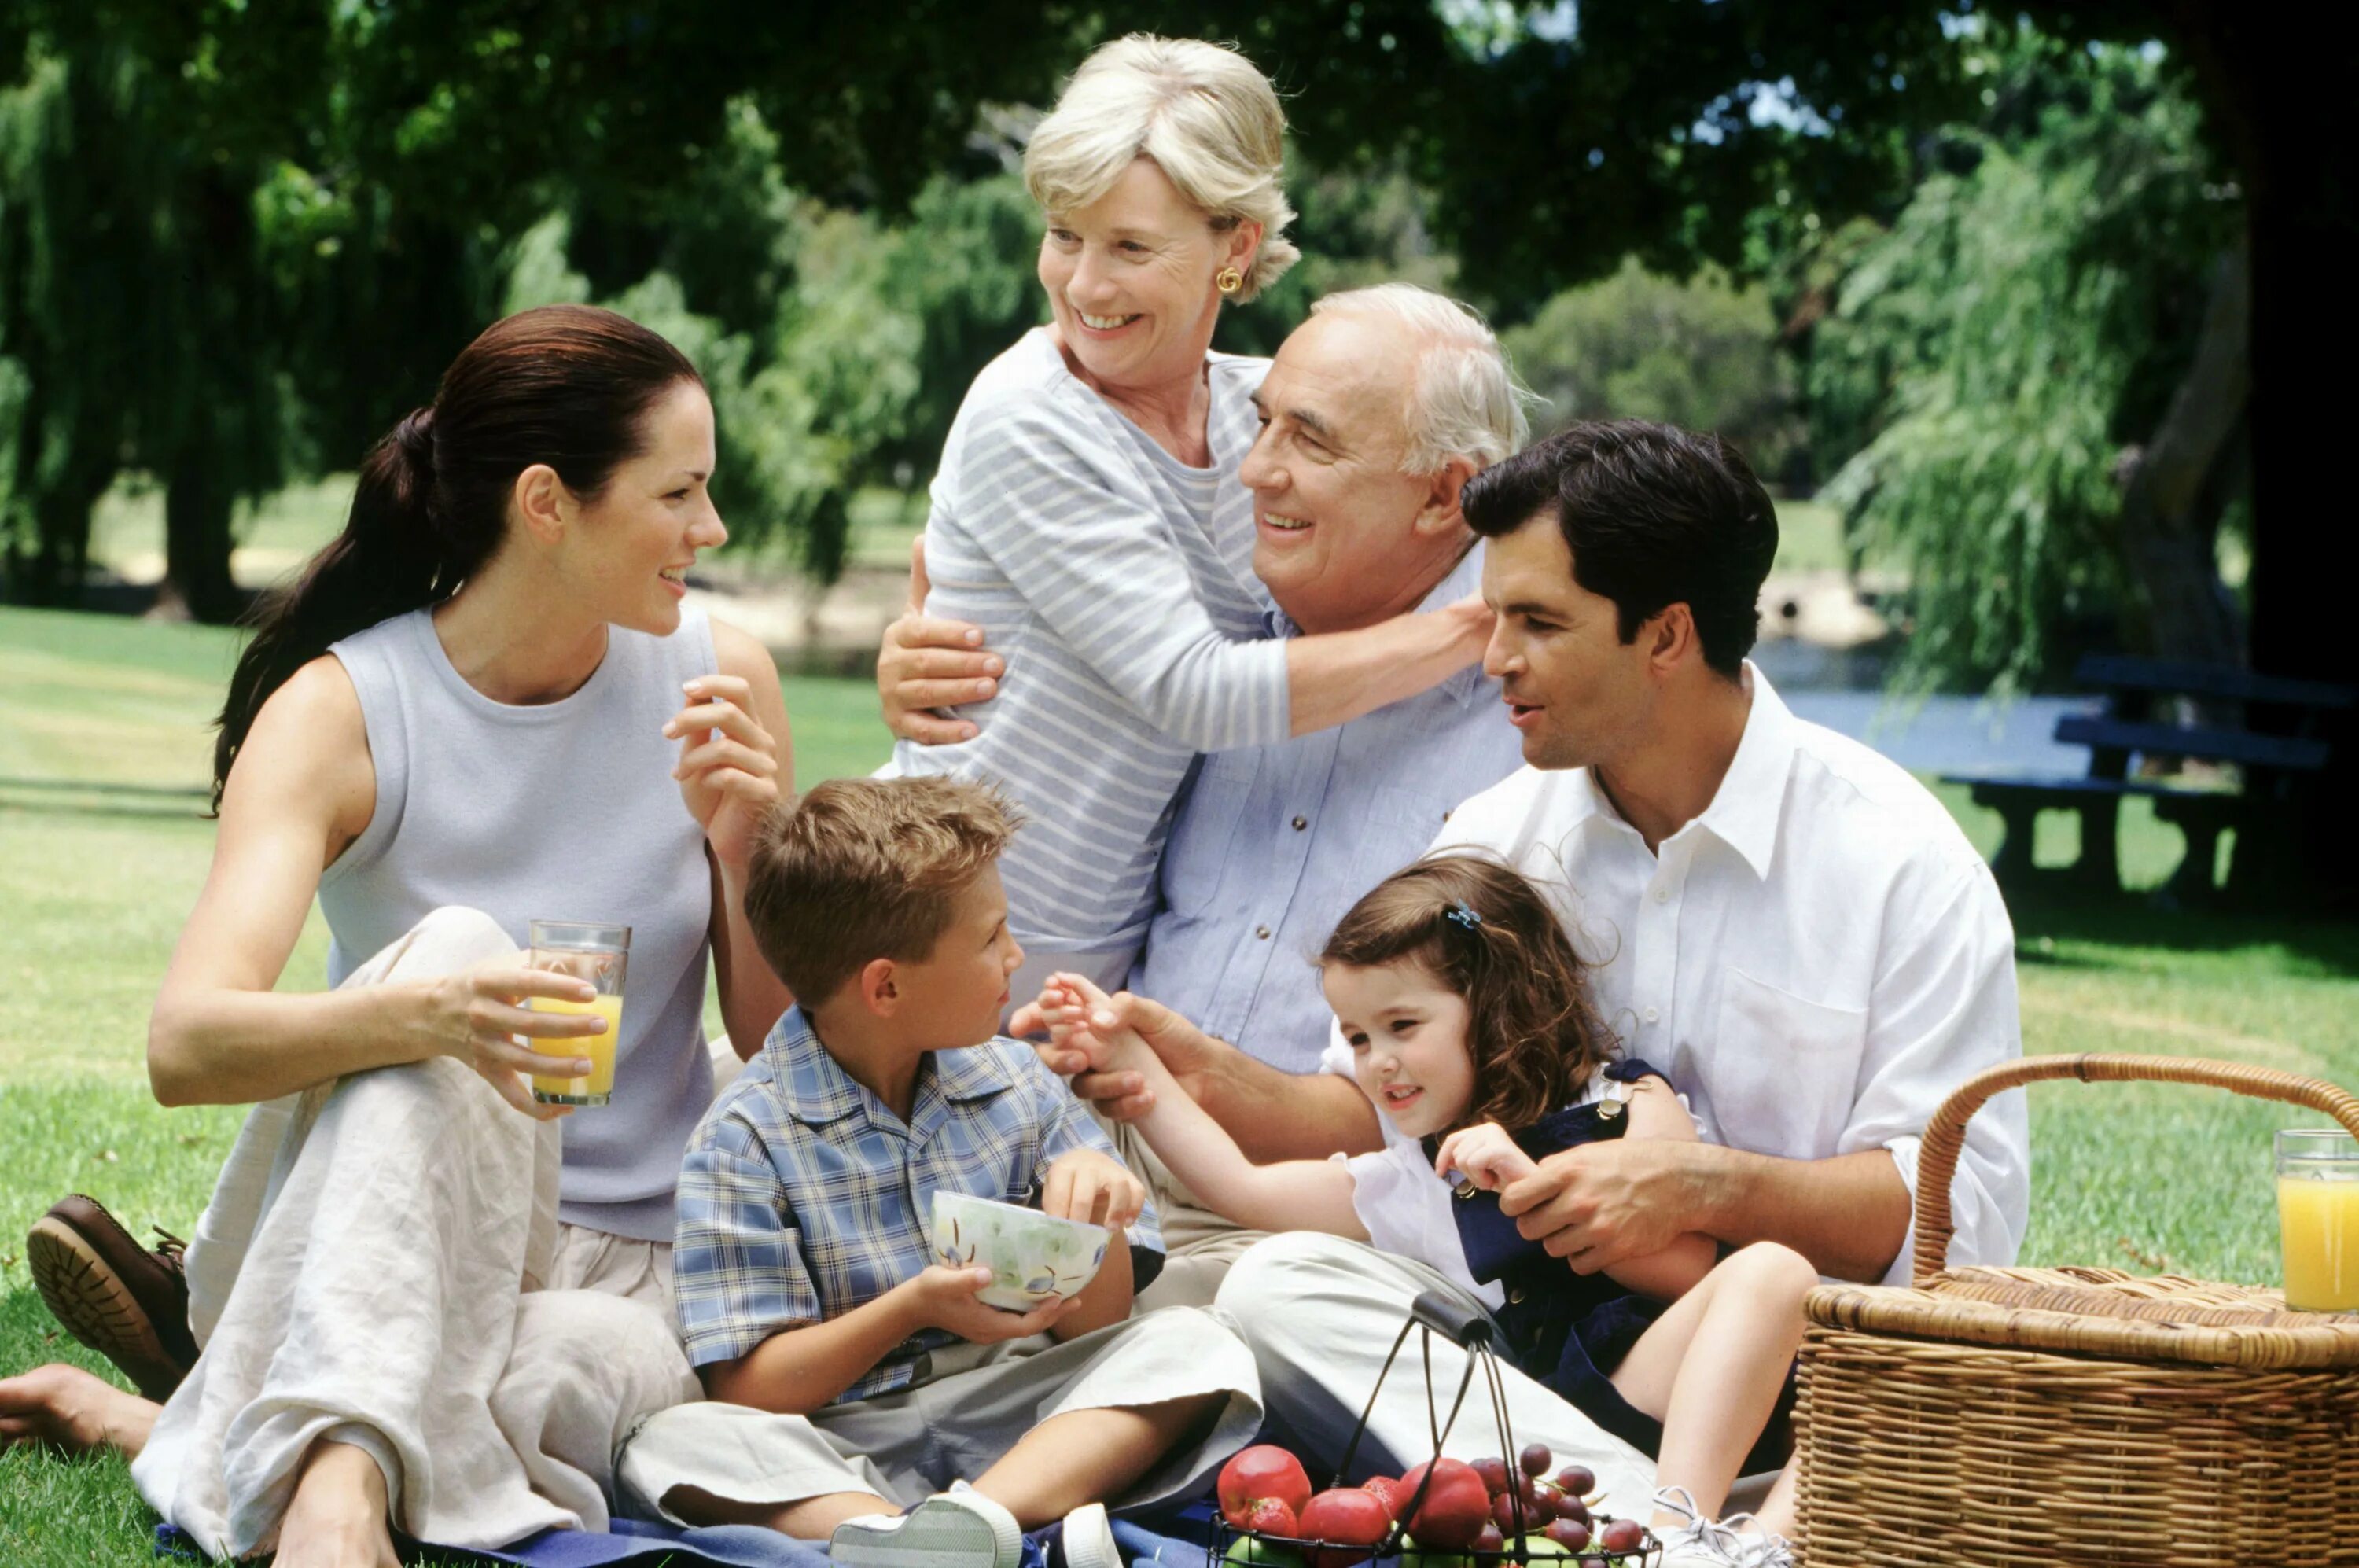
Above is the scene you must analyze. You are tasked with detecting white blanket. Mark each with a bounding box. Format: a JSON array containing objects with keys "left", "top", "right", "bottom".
[{"left": 131, "top": 907, "right": 699, "bottom": 1559}]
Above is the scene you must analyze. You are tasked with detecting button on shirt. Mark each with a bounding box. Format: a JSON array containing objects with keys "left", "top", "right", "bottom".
[
  {"left": 1132, "top": 546, "right": 1528, "bottom": 1073},
  {"left": 672, "top": 1006, "right": 1161, "bottom": 1404},
  {"left": 1321, "top": 667, "right": 2030, "bottom": 1284}
]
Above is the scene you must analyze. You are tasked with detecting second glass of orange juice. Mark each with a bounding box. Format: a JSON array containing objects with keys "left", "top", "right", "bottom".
[
  {"left": 2277, "top": 1126, "right": 2359, "bottom": 1312},
  {"left": 525, "top": 920, "right": 630, "bottom": 1107}
]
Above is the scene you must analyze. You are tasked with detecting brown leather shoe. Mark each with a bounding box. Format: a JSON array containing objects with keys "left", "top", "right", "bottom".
[{"left": 26, "top": 1194, "right": 197, "bottom": 1403}]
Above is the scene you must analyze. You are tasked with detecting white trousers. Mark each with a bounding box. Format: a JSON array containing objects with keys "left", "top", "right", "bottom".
[
  {"left": 1213, "top": 1232, "right": 1658, "bottom": 1514},
  {"left": 130, "top": 907, "right": 701, "bottom": 1559},
  {"left": 618, "top": 1307, "right": 1262, "bottom": 1524}
]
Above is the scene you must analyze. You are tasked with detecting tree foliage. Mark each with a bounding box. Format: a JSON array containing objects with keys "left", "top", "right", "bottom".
[
  {"left": 1809, "top": 31, "right": 2237, "bottom": 693},
  {"left": 1506, "top": 259, "right": 1801, "bottom": 483}
]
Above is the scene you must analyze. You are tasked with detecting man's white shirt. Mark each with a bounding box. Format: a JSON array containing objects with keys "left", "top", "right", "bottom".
[{"left": 1322, "top": 664, "right": 2030, "bottom": 1285}]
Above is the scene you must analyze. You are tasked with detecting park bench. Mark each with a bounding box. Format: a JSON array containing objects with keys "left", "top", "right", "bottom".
[{"left": 1944, "top": 653, "right": 2355, "bottom": 901}]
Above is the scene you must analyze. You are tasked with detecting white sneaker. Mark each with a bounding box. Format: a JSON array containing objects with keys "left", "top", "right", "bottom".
[
  {"left": 1057, "top": 1500, "right": 1121, "bottom": 1568},
  {"left": 830, "top": 1484, "right": 1025, "bottom": 1567},
  {"left": 1653, "top": 1487, "right": 1796, "bottom": 1568}
]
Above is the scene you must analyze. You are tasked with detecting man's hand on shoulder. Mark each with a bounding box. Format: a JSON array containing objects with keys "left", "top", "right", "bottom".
[{"left": 878, "top": 536, "right": 1001, "bottom": 745}]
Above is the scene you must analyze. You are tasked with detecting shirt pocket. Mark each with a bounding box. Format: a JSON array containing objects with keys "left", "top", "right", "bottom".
[{"left": 1710, "top": 966, "right": 1868, "bottom": 1161}]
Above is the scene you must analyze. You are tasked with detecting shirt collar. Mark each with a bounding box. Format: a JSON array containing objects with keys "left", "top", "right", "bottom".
[
  {"left": 1263, "top": 541, "right": 1491, "bottom": 710},
  {"left": 1550, "top": 661, "right": 1794, "bottom": 881},
  {"left": 763, "top": 1007, "right": 1017, "bottom": 1127},
  {"left": 1684, "top": 663, "right": 1795, "bottom": 880}
]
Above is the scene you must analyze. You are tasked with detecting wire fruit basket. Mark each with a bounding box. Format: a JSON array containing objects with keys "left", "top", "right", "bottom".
[{"left": 1212, "top": 1290, "right": 1662, "bottom": 1566}]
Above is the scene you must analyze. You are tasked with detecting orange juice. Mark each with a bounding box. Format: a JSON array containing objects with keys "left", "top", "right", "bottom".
[
  {"left": 2277, "top": 1175, "right": 2359, "bottom": 1312},
  {"left": 528, "top": 994, "right": 622, "bottom": 1106}
]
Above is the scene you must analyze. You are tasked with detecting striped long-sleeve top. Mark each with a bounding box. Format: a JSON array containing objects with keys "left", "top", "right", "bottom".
[{"left": 883, "top": 329, "right": 1286, "bottom": 960}]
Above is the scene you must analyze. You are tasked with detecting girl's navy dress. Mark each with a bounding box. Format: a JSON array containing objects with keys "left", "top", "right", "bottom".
[{"left": 1426, "top": 1058, "right": 1795, "bottom": 1474}]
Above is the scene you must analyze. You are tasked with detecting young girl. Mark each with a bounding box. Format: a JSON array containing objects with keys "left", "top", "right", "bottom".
[{"left": 1037, "top": 856, "right": 1814, "bottom": 1568}]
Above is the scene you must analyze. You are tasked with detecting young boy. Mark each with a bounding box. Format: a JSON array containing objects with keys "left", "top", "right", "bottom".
[{"left": 616, "top": 778, "right": 1263, "bottom": 1568}]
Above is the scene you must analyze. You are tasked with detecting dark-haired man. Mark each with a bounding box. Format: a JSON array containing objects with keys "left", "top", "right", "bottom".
[
  {"left": 1105, "top": 421, "right": 2027, "bottom": 1287},
  {"left": 1057, "top": 421, "right": 2029, "bottom": 1529}
]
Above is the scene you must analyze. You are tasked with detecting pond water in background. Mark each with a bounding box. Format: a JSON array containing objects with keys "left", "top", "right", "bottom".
[{"left": 1753, "top": 639, "right": 2099, "bottom": 776}]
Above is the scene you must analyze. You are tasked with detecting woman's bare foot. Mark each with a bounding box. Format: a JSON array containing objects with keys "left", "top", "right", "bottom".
[
  {"left": 0, "top": 1362, "right": 159, "bottom": 1455},
  {"left": 272, "top": 1439, "right": 400, "bottom": 1568}
]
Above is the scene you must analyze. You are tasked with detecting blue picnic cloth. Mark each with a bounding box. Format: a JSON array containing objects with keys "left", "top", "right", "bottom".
[{"left": 159, "top": 1510, "right": 1215, "bottom": 1566}]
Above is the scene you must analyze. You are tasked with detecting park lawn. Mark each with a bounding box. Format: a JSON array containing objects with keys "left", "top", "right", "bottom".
[{"left": 5, "top": 604, "right": 2358, "bottom": 1563}]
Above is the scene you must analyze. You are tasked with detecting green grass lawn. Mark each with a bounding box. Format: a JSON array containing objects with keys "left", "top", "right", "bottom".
[{"left": 4, "top": 605, "right": 2357, "bottom": 1562}]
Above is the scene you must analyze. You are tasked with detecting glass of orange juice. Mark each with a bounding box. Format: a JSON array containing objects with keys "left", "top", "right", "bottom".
[
  {"left": 525, "top": 921, "right": 629, "bottom": 1107},
  {"left": 2276, "top": 1127, "right": 2359, "bottom": 1312}
]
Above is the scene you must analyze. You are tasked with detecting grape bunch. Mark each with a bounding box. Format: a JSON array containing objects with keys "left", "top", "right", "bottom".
[{"left": 1453, "top": 1443, "right": 1649, "bottom": 1561}]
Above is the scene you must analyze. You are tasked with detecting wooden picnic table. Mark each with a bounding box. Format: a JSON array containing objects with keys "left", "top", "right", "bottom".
[{"left": 1943, "top": 654, "right": 2355, "bottom": 901}]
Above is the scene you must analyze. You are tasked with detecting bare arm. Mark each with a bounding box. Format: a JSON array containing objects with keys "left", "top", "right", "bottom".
[
  {"left": 694, "top": 622, "right": 797, "bottom": 1058},
  {"left": 147, "top": 658, "right": 608, "bottom": 1112},
  {"left": 1029, "top": 986, "right": 1384, "bottom": 1163},
  {"left": 1048, "top": 1232, "right": 1135, "bottom": 1341},
  {"left": 1035, "top": 1147, "right": 1148, "bottom": 1341},
  {"left": 705, "top": 1267, "right": 1076, "bottom": 1415},
  {"left": 1110, "top": 1036, "right": 1365, "bottom": 1240},
  {"left": 1498, "top": 1136, "right": 1908, "bottom": 1284},
  {"left": 1682, "top": 1146, "right": 1909, "bottom": 1283}
]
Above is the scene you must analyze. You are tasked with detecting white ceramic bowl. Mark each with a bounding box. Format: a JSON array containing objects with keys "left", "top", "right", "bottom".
[{"left": 929, "top": 1189, "right": 1111, "bottom": 1311}]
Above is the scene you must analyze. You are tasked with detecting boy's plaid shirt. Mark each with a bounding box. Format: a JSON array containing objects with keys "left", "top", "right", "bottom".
[{"left": 671, "top": 1004, "right": 1161, "bottom": 1403}]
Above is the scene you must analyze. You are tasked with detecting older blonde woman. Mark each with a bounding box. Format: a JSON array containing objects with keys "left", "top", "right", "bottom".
[{"left": 881, "top": 35, "right": 1492, "bottom": 1001}]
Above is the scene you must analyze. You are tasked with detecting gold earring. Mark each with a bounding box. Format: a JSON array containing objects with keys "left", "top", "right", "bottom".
[{"left": 1216, "top": 267, "right": 1244, "bottom": 296}]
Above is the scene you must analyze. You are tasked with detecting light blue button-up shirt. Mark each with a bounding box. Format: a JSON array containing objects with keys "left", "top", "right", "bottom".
[{"left": 1128, "top": 545, "right": 1529, "bottom": 1074}]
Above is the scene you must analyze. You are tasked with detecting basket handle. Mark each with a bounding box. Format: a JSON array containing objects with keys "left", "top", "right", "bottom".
[{"left": 1912, "top": 1053, "right": 2359, "bottom": 1286}]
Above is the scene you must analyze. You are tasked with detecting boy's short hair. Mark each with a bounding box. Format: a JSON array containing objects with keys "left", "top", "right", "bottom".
[{"left": 745, "top": 777, "right": 1021, "bottom": 1004}]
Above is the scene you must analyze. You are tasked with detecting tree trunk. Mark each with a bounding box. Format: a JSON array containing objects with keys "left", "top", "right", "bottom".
[
  {"left": 2235, "top": 17, "right": 2359, "bottom": 898},
  {"left": 2116, "top": 241, "right": 2248, "bottom": 674},
  {"left": 160, "top": 439, "right": 239, "bottom": 624}
]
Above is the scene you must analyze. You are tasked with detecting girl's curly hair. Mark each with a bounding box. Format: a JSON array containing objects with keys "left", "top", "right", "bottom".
[{"left": 1319, "top": 854, "right": 1616, "bottom": 1134}]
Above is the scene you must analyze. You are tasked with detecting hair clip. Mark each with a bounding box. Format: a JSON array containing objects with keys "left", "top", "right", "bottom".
[{"left": 1447, "top": 902, "right": 1483, "bottom": 930}]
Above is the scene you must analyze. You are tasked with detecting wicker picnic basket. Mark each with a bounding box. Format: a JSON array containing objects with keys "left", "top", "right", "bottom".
[{"left": 1792, "top": 1055, "right": 2359, "bottom": 1567}]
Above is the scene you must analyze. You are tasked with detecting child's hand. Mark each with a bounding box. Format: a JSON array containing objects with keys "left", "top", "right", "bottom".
[
  {"left": 905, "top": 1264, "right": 1080, "bottom": 1344},
  {"left": 1434, "top": 1122, "right": 1538, "bottom": 1192},
  {"left": 1036, "top": 973, "right": 1155, "bottom": 1076},
  {"left": 1042, "top": 1148, "right": 1146, "bottom": 1230}
]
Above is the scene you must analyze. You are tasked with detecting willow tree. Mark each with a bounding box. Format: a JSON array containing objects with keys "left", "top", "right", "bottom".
[
  {"left": 0, "top": 10, "right": 313, "bottom": 620},
  {"left": 1808, "top": 34, "right": 2237, "bottom": 694}
]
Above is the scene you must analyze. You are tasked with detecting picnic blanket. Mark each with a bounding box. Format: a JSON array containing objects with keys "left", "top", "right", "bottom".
[{"left": 156, "top": 1510, "right": 1218, "bottom": 1566}]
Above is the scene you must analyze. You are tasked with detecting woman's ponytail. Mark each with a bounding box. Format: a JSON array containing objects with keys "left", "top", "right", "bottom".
[{"left": 208, "top": 304, "right": 701, "bottom": 809}]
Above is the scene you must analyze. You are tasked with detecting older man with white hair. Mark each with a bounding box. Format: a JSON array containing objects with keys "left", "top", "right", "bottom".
[{"left": 883, "top": 282, "right": 1533, "bottom": 1304}]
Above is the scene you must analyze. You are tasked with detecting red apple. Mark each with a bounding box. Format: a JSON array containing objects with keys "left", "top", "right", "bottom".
[
  {"left": 1244, "top": 1496, "right": 1299, "bottom": 1538},
  {"left": 1360, "top": 1476, "right": 1407, "bottom": 1522},
  {"left": 1397, "top": 1458, "right": 1494, "bottom": 1551},
  {"left": 1220, "top": 1446, "right": 1314, "bottom": 1529},
  {"left": 1297, "top": 1487, "right": 1391, "bottom": 1568}
]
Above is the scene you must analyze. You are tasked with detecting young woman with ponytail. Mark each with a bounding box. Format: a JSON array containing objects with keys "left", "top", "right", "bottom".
[{"left": 2, "top": 304, "right": 796, "bottom": 1567}]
